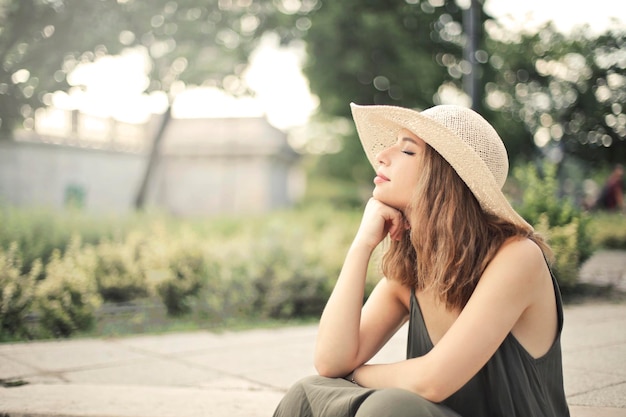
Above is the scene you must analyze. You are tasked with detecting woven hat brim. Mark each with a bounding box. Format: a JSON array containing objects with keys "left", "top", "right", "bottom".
[{"left": 350, "top": 103, "right": 532, "bottom": 230}]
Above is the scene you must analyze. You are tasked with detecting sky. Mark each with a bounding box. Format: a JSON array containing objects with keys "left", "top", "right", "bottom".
[
  {"left": 46, "top": 0, "right": 626, "bottom": 132},
  {"left": 484, "top": 0, "right": 624, "bottom": 34}
]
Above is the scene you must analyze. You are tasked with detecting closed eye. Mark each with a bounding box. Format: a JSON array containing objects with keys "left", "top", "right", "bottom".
[{"left": 402, "top": 150, "right": 416, "bottom": 156}]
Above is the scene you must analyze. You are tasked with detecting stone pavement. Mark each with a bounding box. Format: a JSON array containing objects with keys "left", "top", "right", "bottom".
[{"left": 1, "top": 251, "right": 625, "bottom": 417}]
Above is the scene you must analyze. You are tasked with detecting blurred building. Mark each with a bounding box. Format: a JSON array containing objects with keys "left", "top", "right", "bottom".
[{"left": 0, "top": 109, "right": 302, "bottom": 215}]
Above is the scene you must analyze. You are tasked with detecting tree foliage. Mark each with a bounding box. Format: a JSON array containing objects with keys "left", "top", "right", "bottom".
[
  {"left": 0, "top": 0, "right": 123, "bottom": 132},
  {"left": 304, "top": 0, "right": 465, "bottom": 117},
  {"left": 0, "top": 0, "right": 308, "bottom": 208},
  {"left": 2, "top": 0, "right": 624, "bottom": 192},
  {"left": 484, "top": 24, "right": 626, "bottom": 166},
  {"left": 301, "top": 0, "right": 471, "bottom": 186},
  {"left": 0, "top": 0, "right": 300, "bottom": 134},
  {"left": 299, "top": 1, "right": 626, "bottom": 190}
]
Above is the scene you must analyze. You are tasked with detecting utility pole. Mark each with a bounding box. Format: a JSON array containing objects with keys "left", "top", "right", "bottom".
[{"left": 463, "top": 0, "right": 481, "bottom": 110}]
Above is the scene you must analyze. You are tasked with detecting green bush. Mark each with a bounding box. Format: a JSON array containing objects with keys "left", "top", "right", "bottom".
[
  {"left": 192, "top": 248, "right": 259, "bottom": 323},
  {"left": 0, "top": 208, "right": 69, "bottom": 278},
  {"left": 215, "top": 236, "right": 331, "bottom": 321},
  {"left": 93, "top": 235, "right": 148, "bottom": 302},
  {"left": 534, "top": 215, "right": 581, "bottom": 288},
  {"left": 35, "top": 238, "right": 101, "bottom": 337},
  {"left": 0, "top": 206, "right": 161, "bottom": 278},
  {"left": 588, "top": 212, "right": 626, "bottom": 249},
  {"left": 244, "top": 211, "right": 353, "bottom": 320},
  {"left": 135, "top": 222, "right": 175, "bottom": 294},
  {"left": 512, "top": 162, "right": 593, "bottom": 288},
  {"left": 0, "top": 243, "right": 41, "bottom": 340},
  {"left": 156, "top": 242, "right": 210, "bottom": 316},
  {"left": 263, "top": 258, "right": 332, "bottom": 319},
  {"left": 0, "top": 203, "right": 382, "bottom": 338}
]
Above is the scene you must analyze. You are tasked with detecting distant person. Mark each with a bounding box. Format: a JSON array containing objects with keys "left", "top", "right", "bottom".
[
  {"left": 595, "top": 164, "right": 624, "bottom": 211},
  {"left": 273, "top": 103, "right": 569, "bottom": 417}
]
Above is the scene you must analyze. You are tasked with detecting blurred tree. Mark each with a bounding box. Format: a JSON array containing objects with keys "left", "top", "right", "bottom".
[
  {"left": 4, "top": 0, "right": 623, "bottom": 207},
  {"left": 484, "top": 23, "right": 626, "bottom": 166},
  {"left": 0, "top": 0, "right": 305, "bottom": 208},
  {"left": 0, "top": 0, "right": 125, "bottom": 134},
  {"left": 301, "top": 0, "right": 472, "bottom": 189},
  {"left": 299, "top": 3, "right": 625, "bottom": 200}
]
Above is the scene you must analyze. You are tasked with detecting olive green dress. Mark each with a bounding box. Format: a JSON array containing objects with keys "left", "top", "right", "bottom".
[{"left": 272, "top": 263, "right": 570, "bottom": 417}]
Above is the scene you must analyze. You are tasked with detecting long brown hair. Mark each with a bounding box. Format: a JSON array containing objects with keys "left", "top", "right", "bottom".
[{"left": 381, "top": 144, "right": 551, "bottom": 311}]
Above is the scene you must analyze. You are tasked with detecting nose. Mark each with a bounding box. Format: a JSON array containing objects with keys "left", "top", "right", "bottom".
[{"left": 376, "top": 147, "right": 391, "bottom": 166}]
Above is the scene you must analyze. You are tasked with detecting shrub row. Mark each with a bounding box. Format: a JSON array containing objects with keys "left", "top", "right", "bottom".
[
  {"left": 1, "top": 161, "right": 616, "bottom": 340},
  {"left": 0, "top": 206, "right": 378, "bottom": 340}
]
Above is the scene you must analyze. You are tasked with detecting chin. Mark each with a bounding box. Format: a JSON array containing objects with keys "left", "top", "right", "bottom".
[
  {"left": 372, "top": 188, "right": 385, "bottom": 202},
  {"left": 373, "top": 193, "right": 405, "bottom": 211}
]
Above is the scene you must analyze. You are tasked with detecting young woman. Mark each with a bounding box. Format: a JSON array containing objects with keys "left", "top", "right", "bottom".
[{"left": 273, "top": 103, "right": 570, "bottom": 417}]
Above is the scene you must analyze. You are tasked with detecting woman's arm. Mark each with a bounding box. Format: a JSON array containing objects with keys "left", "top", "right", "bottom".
[
  {"left": 314, "top": 198, "right": 409, "bottom": 377},
  {"left": 351, "top": 238, "right": 555, "bottom": 402}
]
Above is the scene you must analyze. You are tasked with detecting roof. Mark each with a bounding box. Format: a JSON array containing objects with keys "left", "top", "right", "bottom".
[{"left": 159, "top": 116, "right": 297, "bottom": 158}]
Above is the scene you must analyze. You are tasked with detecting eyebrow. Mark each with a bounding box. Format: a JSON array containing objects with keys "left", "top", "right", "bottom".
[{"left": 401, "top": 137, "right": 419, "bottom": 145}]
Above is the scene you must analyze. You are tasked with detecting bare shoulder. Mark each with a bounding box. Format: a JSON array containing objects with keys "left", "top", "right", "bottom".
[
  {"left": 496, "top": 236, "right": 545, "bottom": 261},
  {"left": 489, "top": 237, "right": 548, "bottom": 281},
  {"left": 474, "top": 236, "right": 551, "bottom": 307}
]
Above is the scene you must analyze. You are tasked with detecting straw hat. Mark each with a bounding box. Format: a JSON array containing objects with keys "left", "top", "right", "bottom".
[{"left": 350, "top": 102, "right": 532, "bottom": 230}]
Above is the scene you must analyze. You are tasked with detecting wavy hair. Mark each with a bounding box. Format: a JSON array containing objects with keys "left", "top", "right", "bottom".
[{"left": 381, "top": 144, "right": 552, "bottom": 310}]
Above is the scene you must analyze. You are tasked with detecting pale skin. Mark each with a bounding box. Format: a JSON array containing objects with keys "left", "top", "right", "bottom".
[{"left": 313, "top": 128, "right": 558, "bottom": 403}]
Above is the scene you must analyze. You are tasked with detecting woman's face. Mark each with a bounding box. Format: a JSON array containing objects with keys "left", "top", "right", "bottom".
[{"left": 372, "top": 128, "right": 426, "bottom": 211}]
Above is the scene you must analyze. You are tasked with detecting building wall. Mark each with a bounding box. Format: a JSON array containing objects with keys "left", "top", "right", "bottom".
[
  {"left": 0, "top": 140, "right": 145, "bottom": 213},
  {"left": 153, "top": 116, "right": 300, "bottom": 216},
  {"left": 155, "top": 155, "right": 264, "bottom": 216},
  {"left": 0, "top": 113, "right": 301, "bottom": 215}
]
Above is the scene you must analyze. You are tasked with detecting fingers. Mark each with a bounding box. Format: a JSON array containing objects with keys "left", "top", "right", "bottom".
[
  {"left": 373, "top": 199, "right": 405, "bottom": 241},
  {"left": 362, "top": 198, "right": 407, "bottom": 243},
  {"left": 387, "top": 210, "right": 406, "bottom": 241}
]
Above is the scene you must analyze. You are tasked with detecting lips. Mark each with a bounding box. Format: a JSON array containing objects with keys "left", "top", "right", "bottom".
[{"left": 374, "top": 172, "right": 390, "bottom": 184}]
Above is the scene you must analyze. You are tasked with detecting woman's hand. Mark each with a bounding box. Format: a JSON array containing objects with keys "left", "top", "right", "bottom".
[{"left": 354, "top": 198, "right": 407, "bottom": 250}]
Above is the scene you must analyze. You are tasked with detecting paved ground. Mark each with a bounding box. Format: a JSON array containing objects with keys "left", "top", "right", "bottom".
[{"left": 1, "top": 250, "right": 625, "bottom": 417}]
